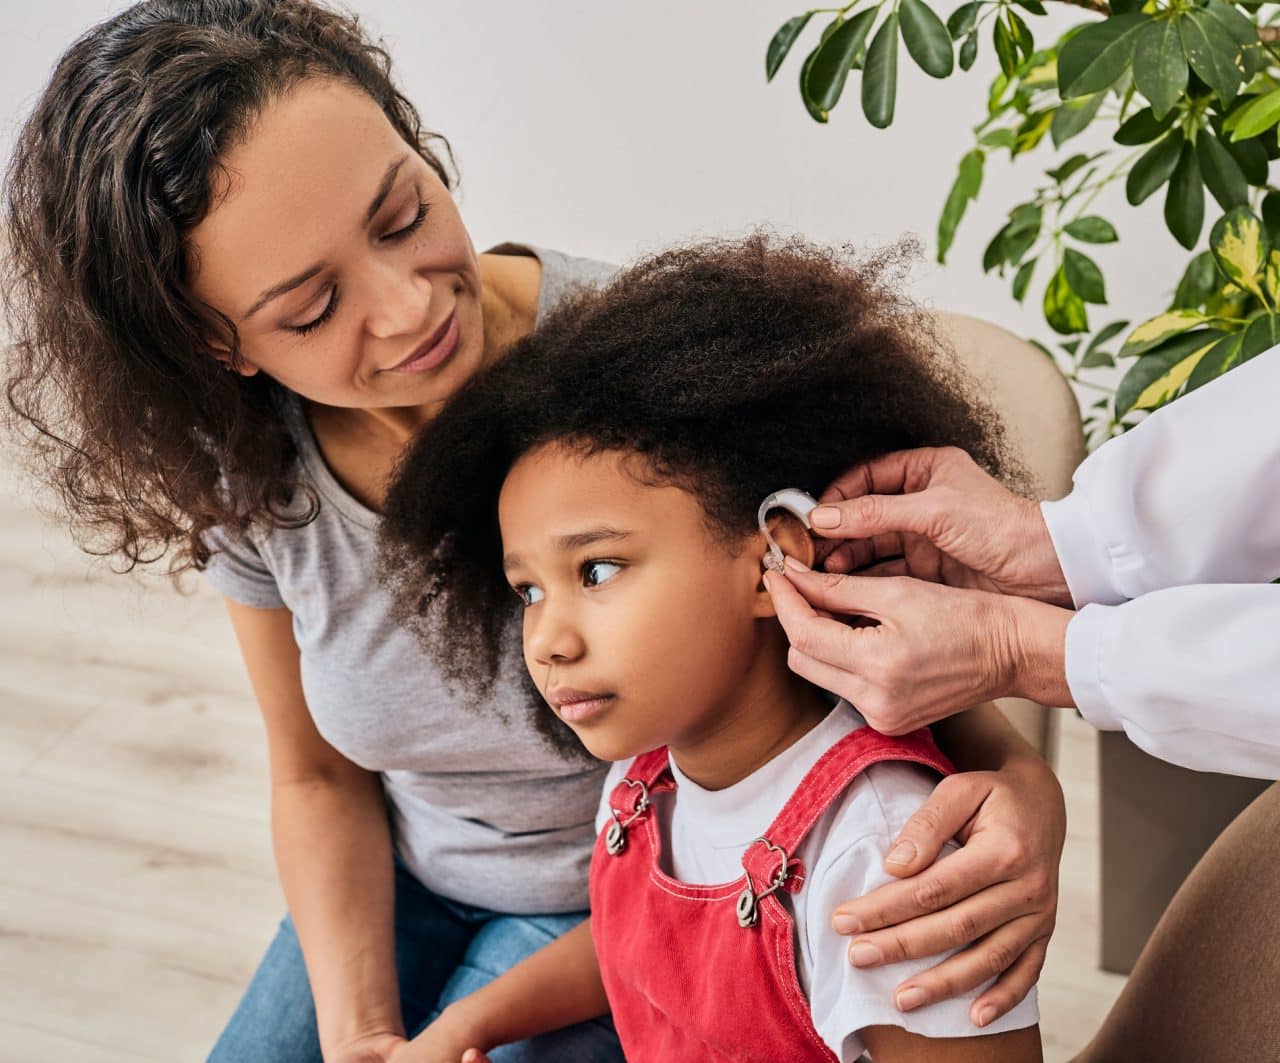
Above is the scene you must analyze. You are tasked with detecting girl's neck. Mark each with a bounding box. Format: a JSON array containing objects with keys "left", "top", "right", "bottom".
[{"left": 667, "top": 626, "right": 832, "bottom": 792}]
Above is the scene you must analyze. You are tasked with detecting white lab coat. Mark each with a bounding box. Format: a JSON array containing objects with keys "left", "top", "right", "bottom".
[{"left": 1041, "top": 346, "right": 1280, "bottom": 779}]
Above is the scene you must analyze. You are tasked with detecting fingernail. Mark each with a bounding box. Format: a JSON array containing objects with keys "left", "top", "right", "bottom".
[
  {"left": 886, "top": 840, "right": 917, "bottom": 866},
  {"left": 849, "top": 942, "right": 883, "bottom": 967},
  {"left": 976, "top": 1005, "right": 998, "bottom": 1027},
  {"left": 896, "top": 986, "right": 928, "bottom": 1011},
  {"left": 811, "top": 506, "right": 840, "bottom": 529},
  {"left": 832, "top": 912, "right": 861, "bottom": 934},
  {"left": 783, "top": 556, "right": 810, "bottom": 573}
]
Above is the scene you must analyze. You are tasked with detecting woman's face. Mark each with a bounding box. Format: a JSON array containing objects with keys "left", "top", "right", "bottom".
[{"left": 188, "top": 78, "right": 485, "bottom": 412}]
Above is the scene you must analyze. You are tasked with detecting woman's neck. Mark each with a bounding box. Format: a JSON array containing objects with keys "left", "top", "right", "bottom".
[{"left": 667, "top": 626, "right": 832, "bottom": 792}]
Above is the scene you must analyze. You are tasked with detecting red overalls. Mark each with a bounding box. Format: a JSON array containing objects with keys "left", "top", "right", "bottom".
[{"left": 590, "top": 726, "right": 954, "bottom": 1062}]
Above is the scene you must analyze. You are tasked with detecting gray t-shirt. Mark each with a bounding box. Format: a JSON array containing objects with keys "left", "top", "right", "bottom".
[{"left": 204, "top": 246, "right": 617, "bottom": 914}]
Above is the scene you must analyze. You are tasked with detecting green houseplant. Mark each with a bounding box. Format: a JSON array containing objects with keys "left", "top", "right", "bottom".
[{"left": 767, "top": 0, "right": 1279, "bottom": 445}]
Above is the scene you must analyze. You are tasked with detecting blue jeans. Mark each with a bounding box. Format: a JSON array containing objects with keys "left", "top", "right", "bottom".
[{"left": 209, "top": 861, "right": 621, "bottom": 1062}]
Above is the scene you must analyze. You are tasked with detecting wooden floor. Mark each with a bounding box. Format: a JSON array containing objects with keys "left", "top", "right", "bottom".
[{"left": 0, "top": 457, "right": 1125, "bottom": 1062}]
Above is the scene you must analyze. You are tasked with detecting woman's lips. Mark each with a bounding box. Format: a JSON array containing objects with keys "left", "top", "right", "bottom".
[
  {"left": 386, "top": 311, "right": 459, "bottom": 374},
  {"left": 547, "top": 688, "right": 616, "bottom": 724}
]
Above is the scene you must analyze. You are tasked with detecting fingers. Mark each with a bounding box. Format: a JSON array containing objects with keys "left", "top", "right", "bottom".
[
  {"left": 969, "top": 933, "right": 1050, "bottom": 1027},
  {"left": 462, "top": 1052, "right": 492, "bottom": 1063},
  {"left": 775, "top": 564, "right": 899, "bottom": 620},
  {"left": 810, "top": 491, "right": 942, "bottom": 546},
  {"left": 842, "top": 878, "right": 1042, "bottom": 969},
  {"left": 888, "top": 914, "right": 1049, "bottom": 1014},
  {"left": 879, "top": 774, "right": 992, "bottom": 879},
  {"left": 821, "top": 448, "right": 947, "bottom": 504}
]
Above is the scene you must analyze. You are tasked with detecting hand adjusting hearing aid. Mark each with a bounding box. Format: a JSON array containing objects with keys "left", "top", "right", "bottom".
[{"left": 757, "top": 487, "right": 820, "bottom": 574}]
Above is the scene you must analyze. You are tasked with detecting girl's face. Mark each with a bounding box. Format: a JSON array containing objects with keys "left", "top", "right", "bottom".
[
  {"left": 187, "top": 78, "right": 486, "bottom": 413},
  {"left": 499, "top": 444, "right": 784, "bottom": 763}
]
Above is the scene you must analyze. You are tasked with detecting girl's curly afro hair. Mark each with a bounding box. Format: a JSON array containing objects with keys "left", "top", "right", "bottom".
[{"left": 379, "top": 234, "right": 1020, "bottom": 729}]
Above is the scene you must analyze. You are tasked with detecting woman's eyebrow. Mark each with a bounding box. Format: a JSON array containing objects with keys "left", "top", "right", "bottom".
[
  {"left": 242, "top": 154, "right": 409, "bottom": 319},
  {"left": 502, "top": 527, "right": 634, "bottom": 573}
]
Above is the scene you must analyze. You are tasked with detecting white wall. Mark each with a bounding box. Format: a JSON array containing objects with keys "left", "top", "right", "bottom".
[{"left": 1, "top": 0, "right": 1185, "bottom": 348}]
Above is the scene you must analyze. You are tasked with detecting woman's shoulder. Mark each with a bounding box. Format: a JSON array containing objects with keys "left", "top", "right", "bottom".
[{"left": 485, "top": 242, "right": 619, "bottom": 319}]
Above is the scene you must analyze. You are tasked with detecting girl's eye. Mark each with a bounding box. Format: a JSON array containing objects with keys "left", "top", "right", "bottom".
[
  {"left": 513, "top": 583, "right": 544, "bottom": 607},
  {"left": 582, "top": 561, "right": 622, "bottom": 588},
  {"left": 288, "top": 287, "right": 340, "bottom": 336},
  {"left": 382, "top": 199, "right": 429, "bottom": 242}
]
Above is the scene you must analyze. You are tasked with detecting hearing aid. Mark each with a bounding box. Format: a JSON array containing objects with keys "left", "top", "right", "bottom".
[{"left": 757, "top": 487, "right": 820, "bottom": 574}]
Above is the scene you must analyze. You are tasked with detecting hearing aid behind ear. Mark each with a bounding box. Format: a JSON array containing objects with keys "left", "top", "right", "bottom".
[{"left": 757, "top": 488, "right": 820, "bottom": 574}]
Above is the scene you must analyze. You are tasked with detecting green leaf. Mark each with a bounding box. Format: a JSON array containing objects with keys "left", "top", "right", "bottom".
[
  {"left": 1172, "top": 250, "right": 1219, "bottom": 309},
  {"left": 937, "top": 149, "right": 985, "bottom": 263},
  {"left": 1044, "top": 265, "right": 1090, "bottom": 334},
  {"left": 1007, "top": 10, "right": 1034, "bottom": 60},
  {"left": 1126, "top": 131, "right": 1184, "bottom": 205},
  {"left": 1013, "top": 109, "right": 1055, "bottom": 155},
  {"left": 767, "top": 13, "right": 815, "bottom": 81},
  {"left": 979, "top": 128, "right": 1017, "bottom": 149},
  {"left": 806, "top": 9, "right": 881, "bottom": 112},
  {"left": 948, "top": 1, "right": 981, "bottom": 40},
  {"left": 1114, "top": 106, "right": 1177, "bottom": 145},
  {"left": 799, "top": 45, "right": 830, "bottom": 123},
  {"left": 1086, "top": 319, "right": 1132, "bottom": 356},
  {"left": 1058, "top": 13, "right": 1149, "bottom": 99},
  {"left": 1210, "top": 206, "right": 1270, "bottom": 299},
  {"left": 1117, "top": 330, "right": 1223, "bottom": 414},
  {"left": 1064, "top": 216, "right": 1119, "bottom": 243},
  {"left": 1224, "top": 135, "right": 1268, "bottom": 186},
  {"left": 983, "top": 232, "right": 1007, "bottom": 272},
  {"left": 1262, "top": 192, "right": 1280, "bottom": 247},
  {"left": 959, "top": 31, "right": 979, "bottom": 70},
  {"left": 1266, "top": 250, "right": 1280, "bottom": 302},
  {"left": 1051, "top": 92, "right": 1105, "bottom": 148},
  {"left": 1185, "top": 329, "right": 1244, "bottom": 392},
  {"left": 1196, "top": 131, "right": 1249, "bottom": 211},
  {"left": 1012, "top": 257, "right": 1037, "bottom": 302},
  {"left": 1240, "top": 311, "right": 1280, "bottom": 360},
  {"left": 1014, "top": 0, "right": 1047, "bottom": 14},
  {"left": 901, "top": 0, "right": 955, "bottom": 77},
  {"left": 1201, "top": 0, "right": 1261, "bottom": 80},
  {"left": 993, "top": 18, "right": 1018, "bottom": 78},
  {"left": 1180, "top": 10, "right": 1245, "bottom": 105},
  {"left": 862, "top": 13, "right": 901, "bottom": 129},
  {"left": 1165, "top": 141, "right": 1205, "bottom": 250},
  {"left": 1120, "top": 309, "right": 1214, "bottom": 357},
  {"left": 1064, "top": 247, "right": 1108, "bottom": 303},
  {"left": 1226, "top": 89, "right": 1280, "bottom": 141},
  {"left": 1081, "top": 347, "right": 1117, "bottom": 368},
  {"left": 1132, "top": 19, "right": 1188, "bottom": 120},
  {"left": 1049, "top": 152, "right": 1103, "bottom": 184}
]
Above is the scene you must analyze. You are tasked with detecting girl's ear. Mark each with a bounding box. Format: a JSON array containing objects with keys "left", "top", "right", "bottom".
[{"left": 751, "top": 512, "right": 815, "bottom": 618}]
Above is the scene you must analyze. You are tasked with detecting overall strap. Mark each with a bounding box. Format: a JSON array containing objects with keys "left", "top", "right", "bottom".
[
  {"left": 601, "top": 748, "right": 674, "bottom": 858},
  {"left": 740, "top": 727, "right": 953, "bottom": 899}
]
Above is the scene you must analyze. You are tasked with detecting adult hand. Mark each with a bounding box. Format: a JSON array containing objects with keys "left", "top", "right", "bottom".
[
  {"left": 331, "top": 1032, "right": 409, "bottom": 1063},
  {"left": 833, "top": 754, "right": 1065, "bottom": 1027},
  {"left": 386, "top": 1005, "right": 493, "bottom": 1063},
  {"left": 763, "top": 563, "right": 1074, "bottom": 734},
  {"left": 815, "top": 447, "right": 1072, "bottom": 608}
]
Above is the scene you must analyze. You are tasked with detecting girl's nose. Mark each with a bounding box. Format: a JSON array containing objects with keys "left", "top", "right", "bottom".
[{"left": 527, "top": 604, "right": 587, "bottom": 667}]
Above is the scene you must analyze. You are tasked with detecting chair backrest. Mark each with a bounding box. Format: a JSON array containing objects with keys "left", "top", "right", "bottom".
[{"left": 934, "top": 311, "right": 1087, "bottom": 762}]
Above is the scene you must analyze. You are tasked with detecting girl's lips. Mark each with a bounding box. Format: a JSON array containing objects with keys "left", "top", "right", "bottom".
[
  {"left": 554, "top": 694, "right": 615, "bottom": 724},
  {"left": 387, "top": 311, "right": 459, "bottom": 374}
]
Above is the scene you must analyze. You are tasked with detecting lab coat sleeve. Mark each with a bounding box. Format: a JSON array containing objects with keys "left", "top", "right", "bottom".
[
  {"left": 1066, "top": 584, "right": 1280, "bottom": 779},
  {"left": 1040, "top": 346, "right": 1280, "bottom": 606}
]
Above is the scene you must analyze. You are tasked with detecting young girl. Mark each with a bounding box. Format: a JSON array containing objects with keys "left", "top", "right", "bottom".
[{"left": 379, "top": 235, "right": 1044, "bottom": 1062}]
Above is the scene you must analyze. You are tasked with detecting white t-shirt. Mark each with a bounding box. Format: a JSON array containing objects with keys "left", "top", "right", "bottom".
[{"left": 594, "top": 701, "right": 1039, "bottom": 1061}]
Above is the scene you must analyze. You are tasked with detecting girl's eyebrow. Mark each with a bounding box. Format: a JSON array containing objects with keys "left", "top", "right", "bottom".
[{"left": 502, "top": 526, "right": 634, "bottom": 573}]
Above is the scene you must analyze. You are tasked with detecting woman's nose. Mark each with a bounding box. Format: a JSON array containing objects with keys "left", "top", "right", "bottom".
[{"left": 363, "top": 262, "right": 432, "bottom": 340}]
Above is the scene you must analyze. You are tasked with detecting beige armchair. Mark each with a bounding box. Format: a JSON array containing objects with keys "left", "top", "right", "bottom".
[{"left": 933, "top": 310, "right": 1086, "bottom": 764}]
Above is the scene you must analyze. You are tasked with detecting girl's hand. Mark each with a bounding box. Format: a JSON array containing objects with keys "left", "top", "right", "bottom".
[
  {"left": 832, "top": 756, "right": 1065, "bottom": 1027},
  {"left": 331, "top": 1032, "right": 409, "bottom": 1063},
  {"left": 386, "top": 1010, "right": 490, "bottom": 1063}
]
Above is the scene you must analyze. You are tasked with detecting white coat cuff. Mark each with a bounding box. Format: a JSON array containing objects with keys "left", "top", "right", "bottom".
[
  {"left": 1041, "top": 493, "right": 1126, "bottom": 608},
  {"left": 1064, "top": 603, "right": 1123, "bottom": 732}
]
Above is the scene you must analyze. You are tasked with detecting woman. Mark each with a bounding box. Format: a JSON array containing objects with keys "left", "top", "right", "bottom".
[{"left": 2, "top": 2, "right": 1063, "bottom": 1059}]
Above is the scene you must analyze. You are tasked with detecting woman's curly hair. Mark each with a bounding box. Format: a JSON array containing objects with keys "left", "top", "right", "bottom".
[
  {"left": 2, "top": 0, "right": 453, "bottom": 573},
  {"left": 379, "top": 234, "right": 1021, "bottom": 725}
]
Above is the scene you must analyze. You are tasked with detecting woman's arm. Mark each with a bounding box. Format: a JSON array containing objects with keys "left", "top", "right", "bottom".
[
  {"left": 225, "top": 599, "right": 406, "bottom": 1062},
  {"left": 399, "top": 919, "right": 607, "bottom": 1060},
  {"left": 861, "top": 1023, "right": 1042, "bottom": 1063},
  {"left": 833, "top": 704, "right": 1064, "bottom": 1026}
]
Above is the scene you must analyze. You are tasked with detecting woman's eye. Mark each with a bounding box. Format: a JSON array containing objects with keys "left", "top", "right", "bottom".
[
  {"left": 514, "top": 584, "right": 544, "bottom": 606},
  {"left": 383, "top": 199, "right": 429, "bottom": 242},
  {"left": 287, "top": 287, "right": 339, "bottom": 336},
  {"left": 582, "top": 561, "right": 622, "bottom": 588}
]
